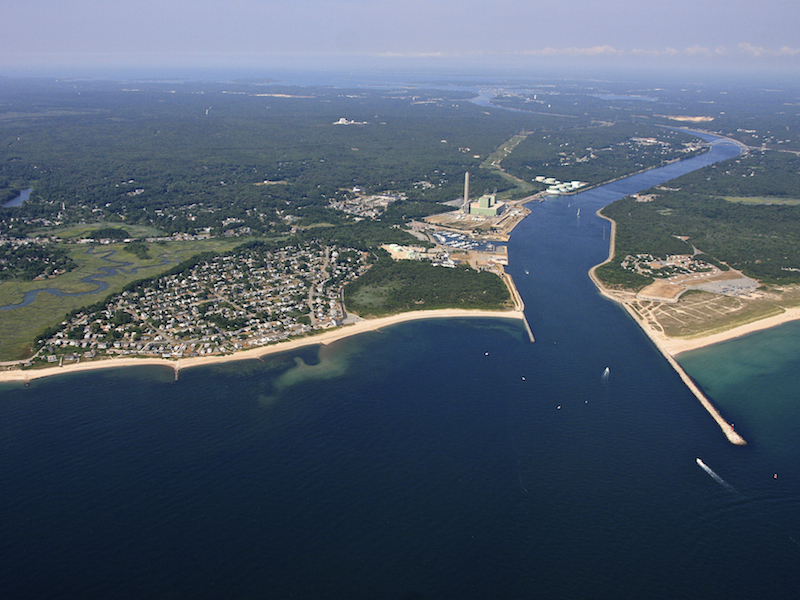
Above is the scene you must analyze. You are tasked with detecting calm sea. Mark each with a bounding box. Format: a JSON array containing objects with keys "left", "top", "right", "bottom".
[{"left": 2, "top": 138, "right": 799, "bottom": 599}]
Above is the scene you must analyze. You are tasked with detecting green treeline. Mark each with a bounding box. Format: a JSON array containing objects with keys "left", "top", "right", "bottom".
[
  {"left": 593, "top": 261, "right": 654, "bottom": 290},
  {"left": 659, "top": 151, "right": 800, "bottom": 198},
  {"left": 598, "top": 190, "right": 800, "bottom": 287},
  {"left": 294, "top": 221, "right": 420, "bottom": 251},
  {"left": 501, "top": 124, "right": 700, "bottom": 185},
  {"left": 344, "top": 255, "right": 510, "bottom": 316}
]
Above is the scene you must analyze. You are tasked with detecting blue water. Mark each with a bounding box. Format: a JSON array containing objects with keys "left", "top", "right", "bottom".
[
  {"left": 680, "top": 322, "right": 800, "bottom": 468},
  {"left": 2, "top": 138, "right": 799, "bottom": 599},
  {"left": 0, "top": 249, "right": 172, "bottom": 311},
  {"left": 2, "top": 187, "right": 32, "bottom": 208}
]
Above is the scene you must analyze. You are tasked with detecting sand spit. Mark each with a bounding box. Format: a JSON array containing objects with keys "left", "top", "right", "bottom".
[
  {"left": 591, "top": 209, "right": 747, "bottom": 445},
  {"left": 0, "top": 309, "right": 527, "bottom": 384}
]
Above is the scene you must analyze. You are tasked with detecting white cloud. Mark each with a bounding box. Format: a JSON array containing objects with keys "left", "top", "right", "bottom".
[
  {"left": 505, "top": 44, "right": 800, "bottom": 62},
  {"left": 519, "top": 46, "right": 623, "bottom": 57},
  {"left": 738, "top": 43, "right": 800, "bottom": 57}
]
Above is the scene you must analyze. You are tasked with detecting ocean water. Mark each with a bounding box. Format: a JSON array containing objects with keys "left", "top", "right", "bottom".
[
  {"left": 680, "top": 322, "right": 800, "bottom": 470},
  {"left": 2, "top": 138, "right": 799, "bottom": 599}
]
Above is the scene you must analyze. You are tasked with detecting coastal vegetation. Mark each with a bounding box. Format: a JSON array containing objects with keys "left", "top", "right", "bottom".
[
  {"left": 597, "top": 153, "right": 800, "bottom": 289},
  {"left": 8, "top": 76, "right": 796, "bottom": 362},
  {"left": 345, "top": 254, "right": 511, "bottom": 316}
]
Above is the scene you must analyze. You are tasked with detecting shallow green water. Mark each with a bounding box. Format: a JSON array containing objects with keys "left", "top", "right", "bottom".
[{"left": 680, "top": 320, "right": 800, "bottom": 467}]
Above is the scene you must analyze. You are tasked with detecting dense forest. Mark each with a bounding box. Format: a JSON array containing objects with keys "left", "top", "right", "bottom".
[
  {"left": 598, "top": 186, "right": 800, "bottom": 286},
  {"left": 0, "top": 79, "right": 535, "bottom": 238},
  {"left": 654, "top": 151, "right": 800, "bottom": 198},
  {"left": 344, "top": 254, "right": 511, "bottom": 316},
  {"left": 501, "top": 123, "right": 701, "bottom": 185}
]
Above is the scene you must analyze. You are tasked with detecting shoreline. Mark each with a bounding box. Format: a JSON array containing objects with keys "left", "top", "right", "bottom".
[
  {"left": 0, "top": 308, "right": 527, "bottom": 384},
  {"left": 590, "top": 209, "right": 747, "bottom": 445},
  {"left": 588, "top": 209, "right": 800, "bottom": 355},
  {"left": 656, "top": 307, "right": 800, "bottom": 356}
]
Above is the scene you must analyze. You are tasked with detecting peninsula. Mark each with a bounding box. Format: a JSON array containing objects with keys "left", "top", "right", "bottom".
[{"left": 590, "top": 207, "right": 757, "bottom": 446}]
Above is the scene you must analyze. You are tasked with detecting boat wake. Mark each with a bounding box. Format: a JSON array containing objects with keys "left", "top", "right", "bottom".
[{"left": 696, "top": 458, "right": 737, "bottom": 493}]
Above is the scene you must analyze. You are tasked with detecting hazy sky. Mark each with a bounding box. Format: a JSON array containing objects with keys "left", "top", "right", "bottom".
[{"left": 3, "top": 0, "right": 800, "bottom": 74}]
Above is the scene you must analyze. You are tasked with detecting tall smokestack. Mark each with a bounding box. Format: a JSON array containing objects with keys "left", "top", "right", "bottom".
[{"left": 463, "top": 172, "right": 470, "bottom": 213}]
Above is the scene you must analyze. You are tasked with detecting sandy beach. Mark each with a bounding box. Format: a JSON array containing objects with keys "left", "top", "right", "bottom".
[
  {"left": 0, "top": 308, "right": 527, "bottom": 384},
  {"left": 606, "top": 292, "right": 748, "bottom": 445},
  {"left": 587, "top": 208, "right": 800, "bottom": 445},
  {"left": 591, "top": 210, "right": 800, "bottom": 357},
  {"left": 656, "top": 306, "right": 800, "bottom": 355}
]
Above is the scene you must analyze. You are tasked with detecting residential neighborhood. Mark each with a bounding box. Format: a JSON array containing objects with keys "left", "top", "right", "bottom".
[{"left": 37, "top": 243, "right": 368, "bottom": 363}]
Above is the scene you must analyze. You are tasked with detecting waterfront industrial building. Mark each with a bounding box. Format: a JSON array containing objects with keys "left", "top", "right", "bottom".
[{"left": 470, "top": 193, "right": 506, "bottom": 217}]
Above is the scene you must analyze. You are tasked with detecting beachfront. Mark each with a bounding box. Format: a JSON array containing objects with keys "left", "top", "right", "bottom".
[
  {"left": 591, "top": 208, "right": 800, "bottom": 357},
  {"left": 588, "top": 208, "right": 800, "bottom": 445},
  {"left": 0, "top": 308, "right": 527, "bottom": 384},
  {"left": 655, "top": 307, "right": 800, "bottom": 356}
]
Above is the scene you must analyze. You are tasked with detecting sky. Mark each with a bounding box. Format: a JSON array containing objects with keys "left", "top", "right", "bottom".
[{"left": 3, "top": 0, "right": 800, "bottom": 77}]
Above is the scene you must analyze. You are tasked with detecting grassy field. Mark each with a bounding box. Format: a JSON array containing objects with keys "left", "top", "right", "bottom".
[
  {"left": 481, "top": 133, "right": 542, "bottom": 200},
  {"left": 346, "top": 283, "right": 396, "bottom": 312},
  {"left": 0, "top": 237, "right": 254, "bottom": 361},
  {"left": 33, "top": 221, "right": 168, "bottom": 240},
  {"left": 641, "top": 286, "right": 800, "bottom": 339}
]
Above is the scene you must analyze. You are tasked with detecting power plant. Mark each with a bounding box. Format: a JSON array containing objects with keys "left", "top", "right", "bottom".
[{"left": 462, "top": 172, "right": 470, "bottom": 213}]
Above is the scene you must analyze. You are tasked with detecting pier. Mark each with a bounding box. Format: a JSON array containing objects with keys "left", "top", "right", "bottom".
[
  {"left": 661, "top": 351, "right": 746, "bottom": 445},
  {"left": 501, "top": 271, "right": 535, "bottom": 342}
]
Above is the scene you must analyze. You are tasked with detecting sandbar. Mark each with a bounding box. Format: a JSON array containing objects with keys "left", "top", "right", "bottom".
[{"left": 0, "top": 308, "right": 526, "bottom": 384}]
